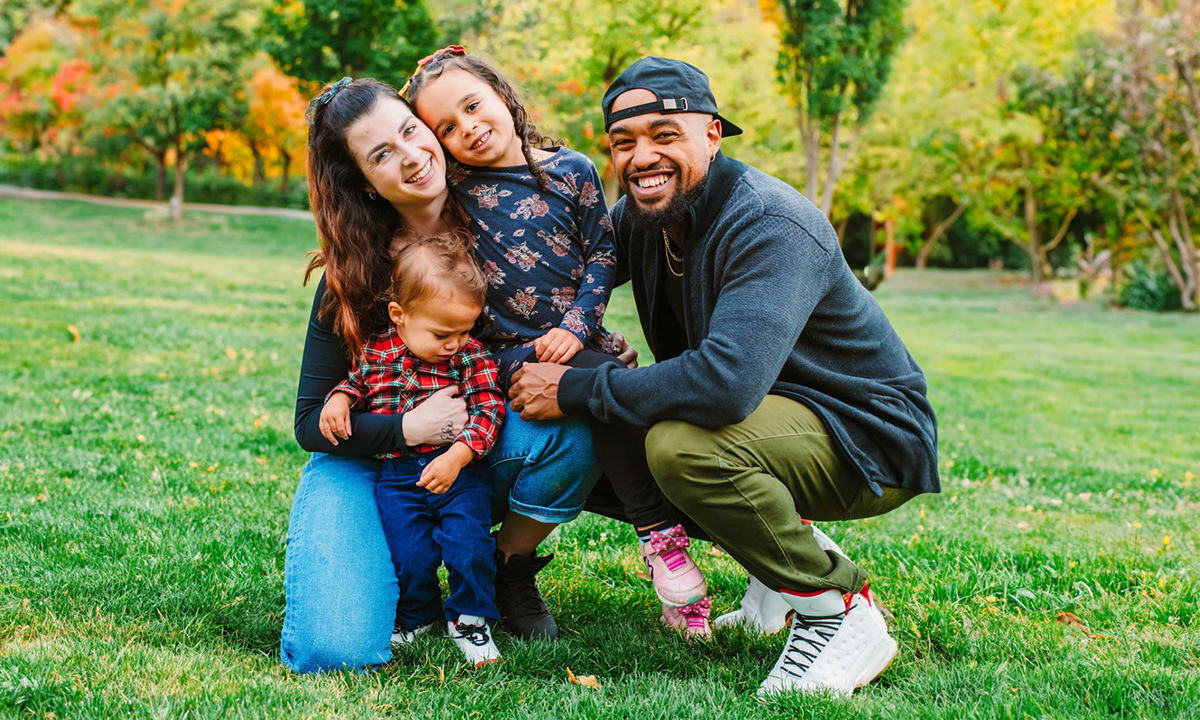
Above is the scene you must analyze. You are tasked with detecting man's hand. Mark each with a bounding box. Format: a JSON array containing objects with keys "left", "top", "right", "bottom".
[
  {"left": 533, "top": 328, "right": 583, "bottom": 364},
  {"left": 417, "top": 442, "right": 475, "bottom": 494},
  {"left": 509, "top": 363, "right": 569, "bottom": 420},
  {"left": 611, "top": 331, "right": 639, "bottom": 368},
  {"left": 319, "top": 392, "right": 354, "bottom": 445}
]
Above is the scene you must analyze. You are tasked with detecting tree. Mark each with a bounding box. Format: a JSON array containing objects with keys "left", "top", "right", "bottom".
[
  {"left": 76, "top": 0, "right": 263, "bottom": 217},
  {"left": 0, "top": 17, "right": 91, "bottom": 153},
  {"left": 765, "top": 0, "right": 908, "bottom": 217},
  {"left": 1058, "top": 1, "right": 1200, "bottom": 307},
  {"left": 263, "top": 0, "right": 440, "bottom": 86},
  {"left": 845, "top": 0, "right": 1116, "bottom": 275},
  {"left": 465, "top": 0, "right": 709, "bottom": 202},
  {"left": 242, "top": 59, "right": 308, "bottom": 192}
]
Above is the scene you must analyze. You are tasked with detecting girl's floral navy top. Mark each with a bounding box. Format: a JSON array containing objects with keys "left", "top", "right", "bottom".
[{"left": 448, "top": 147, "right": 616, "bottom": 355}]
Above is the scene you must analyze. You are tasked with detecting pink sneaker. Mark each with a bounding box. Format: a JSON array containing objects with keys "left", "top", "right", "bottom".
[
  {"left": 661, "top": 596, "right": 713, "bottom": 640},
  {"left": 641, "top": 524, "right": 707, "bottom": 606}
]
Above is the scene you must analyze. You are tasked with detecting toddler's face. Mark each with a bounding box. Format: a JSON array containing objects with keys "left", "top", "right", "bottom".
[
  {"left": 389, "top": 293, "right": 482, "bottom": 364},
  {"left": 414, "top": 69, "right": 525, "bottom": 168}
]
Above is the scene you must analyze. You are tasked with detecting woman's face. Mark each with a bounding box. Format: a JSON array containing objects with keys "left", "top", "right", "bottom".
[{"left": 344, "top": 97, "right": 447, "bottom": 211}]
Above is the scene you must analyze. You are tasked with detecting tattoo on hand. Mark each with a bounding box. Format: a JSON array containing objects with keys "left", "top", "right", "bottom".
[{"left": 440, "top": 421, "right": 455, "bottom": 443}]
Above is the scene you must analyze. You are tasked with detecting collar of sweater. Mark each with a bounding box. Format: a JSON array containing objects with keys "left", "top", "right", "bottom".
[{"left": 681, "top": 151, "right": 750, "bottom": 246}]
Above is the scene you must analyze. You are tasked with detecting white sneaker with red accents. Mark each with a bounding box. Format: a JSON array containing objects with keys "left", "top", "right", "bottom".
[
  {"left": 757, "top": 585, "right": 897, "bottom": 698},
  {"left": 715, "top": 524, "right": 851, "bottom": 635},
  {"left": 448, "top": 615, "right": 501, "bottom": 667}
]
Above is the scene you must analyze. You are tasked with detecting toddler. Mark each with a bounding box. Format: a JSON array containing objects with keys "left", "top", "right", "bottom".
[
  {"left": 319, "top": 233, "right": 506, "bottom": 666},
  {"left": 403, "top": 47, "right": 712, "bottom": 638}
]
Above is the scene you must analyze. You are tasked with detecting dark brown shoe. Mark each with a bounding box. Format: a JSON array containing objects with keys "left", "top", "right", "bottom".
[{"left": 494, "top": 550, "right": 558, "bottom": 640}]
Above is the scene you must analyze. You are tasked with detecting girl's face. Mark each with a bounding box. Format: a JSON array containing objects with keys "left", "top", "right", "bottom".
[
  {"left": 414, "top": 68, "right": 526, "bottom": 168},
  {"left": 344, "top": 97, "right": 447, "bottom": 211}
]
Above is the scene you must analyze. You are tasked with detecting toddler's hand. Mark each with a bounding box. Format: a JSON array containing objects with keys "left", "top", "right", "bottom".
[
  {"left": 534, "top": 328, "right": 583, "bottom": 364},
  {"left": 319, "top": 392, "right": 354, "bottom": 445},
  {"left": 417, "top": 453, "right": 463, "bottom": 494}
]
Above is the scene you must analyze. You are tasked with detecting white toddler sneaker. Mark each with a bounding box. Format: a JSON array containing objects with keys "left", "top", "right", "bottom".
[
  {"left": 448, "top": 615, "right": 501, "bottom": 667},
  {"left": 390, "top": 620, "right": 437, "bottom": 647},
  {"left": 757, "top": 585, "right": 897, "bottom": 698}
]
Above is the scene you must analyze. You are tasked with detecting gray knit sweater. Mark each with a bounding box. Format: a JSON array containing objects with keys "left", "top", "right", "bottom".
[{"left": 557, "top": 152, "right": 939, "bottom": 496}]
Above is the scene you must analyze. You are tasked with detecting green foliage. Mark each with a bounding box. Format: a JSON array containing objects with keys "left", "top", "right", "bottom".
[
  {"left": 1117, "top": 258, "right": 1184, "bottom": 312},
  {"left": 0, "top": 0, "right": 69, "bottom": 50},
  {"left": 774, "top": 0, "right": 906, "bottom": 126},
  {"left": 768, "top": 0, "right": 908, "bottom": 213},
  {"left": 262, "top": 0, "right": 440, "bottom": 86}
]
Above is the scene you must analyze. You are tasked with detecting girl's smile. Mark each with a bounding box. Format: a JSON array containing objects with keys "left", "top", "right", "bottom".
[{"left": 414, "top": 69, "right": 526, "bottom": 168}]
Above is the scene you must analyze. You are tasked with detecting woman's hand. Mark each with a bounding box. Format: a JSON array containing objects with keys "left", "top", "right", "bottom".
[
  {"left": 611, "top": 332, "right": 639, "bottom": 369},
  {"left": 402, "top": 385, "right": 469, "bottom": 446}
]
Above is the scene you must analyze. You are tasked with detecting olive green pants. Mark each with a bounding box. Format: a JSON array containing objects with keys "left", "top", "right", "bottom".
[{"left": 644, "top": 395, "right": 916, "bottom": 594}]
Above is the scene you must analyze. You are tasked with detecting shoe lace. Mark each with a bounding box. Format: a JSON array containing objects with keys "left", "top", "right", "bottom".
[
  {"left": 454, "top": 622, "right": 491, "bottom": 647},
  {"left": 778, "top": 607, "right": 847, "bottom": 679}
]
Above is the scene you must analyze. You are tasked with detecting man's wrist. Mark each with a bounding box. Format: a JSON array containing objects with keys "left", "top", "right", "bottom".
[{"left": 557, "top": 367, "right": 598, "bottom": 415}]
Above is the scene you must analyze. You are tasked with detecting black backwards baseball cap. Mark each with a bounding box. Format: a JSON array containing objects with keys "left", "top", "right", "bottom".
[{"left": 602, "top": 56, "right": 743, "bottom": 137}]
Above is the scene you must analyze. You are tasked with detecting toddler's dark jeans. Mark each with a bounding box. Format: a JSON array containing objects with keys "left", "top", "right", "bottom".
[{"left": 377, "top": 449, "right": 497, "bottom": 629}]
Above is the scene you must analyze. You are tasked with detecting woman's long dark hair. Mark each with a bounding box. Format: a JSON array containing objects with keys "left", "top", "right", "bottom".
[
  {"left": 303, "top": 78, "right": 406, "bottom": 357},
  {"left": 404, "top": 54, "right": 560, "bottom": 192}
]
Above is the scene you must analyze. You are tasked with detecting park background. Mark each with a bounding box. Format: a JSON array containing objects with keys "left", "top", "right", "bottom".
[{"left": 1, "top": 0, "right": 1198, "bottom": 718}]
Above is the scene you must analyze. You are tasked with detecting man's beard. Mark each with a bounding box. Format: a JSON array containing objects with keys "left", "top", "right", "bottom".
[{"left": 624, "top": 166, "right": 709, "bottom": 236}]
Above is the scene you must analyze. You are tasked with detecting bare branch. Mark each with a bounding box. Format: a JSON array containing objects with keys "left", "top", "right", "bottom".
[{"left": 1043, "top": 207, "right": 1080, "bottom": 254}]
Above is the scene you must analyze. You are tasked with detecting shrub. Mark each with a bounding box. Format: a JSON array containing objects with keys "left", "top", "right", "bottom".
[
  {"left": 1117, "top": 258, "right": 1183, "bottom": 312},
  {"left": 0, "top": 154, "right": 308, "bottom": 210}
]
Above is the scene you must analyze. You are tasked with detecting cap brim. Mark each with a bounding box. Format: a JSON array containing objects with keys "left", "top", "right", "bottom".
[{"left": 716, "top": 114, "right": 743, "bottom": 137}]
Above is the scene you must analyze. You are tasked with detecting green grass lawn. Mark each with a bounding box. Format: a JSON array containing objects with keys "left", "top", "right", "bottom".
[{"left": 1, "top": 197, "right": 1197, "bottom": 719}]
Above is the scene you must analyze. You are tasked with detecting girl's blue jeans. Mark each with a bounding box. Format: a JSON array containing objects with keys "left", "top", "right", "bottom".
[{"left": 279, "top": 409, "right": 599, "bottom": 674}]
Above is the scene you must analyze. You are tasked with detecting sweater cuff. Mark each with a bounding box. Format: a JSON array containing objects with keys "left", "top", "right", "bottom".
[{"left": 558, "top": 367, "right": 597, "bottom": 415}]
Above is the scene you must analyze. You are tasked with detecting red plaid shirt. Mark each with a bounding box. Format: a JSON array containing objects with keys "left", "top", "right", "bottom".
[{"left": 332, "top": 325, "right": 505, "bottom": 459}]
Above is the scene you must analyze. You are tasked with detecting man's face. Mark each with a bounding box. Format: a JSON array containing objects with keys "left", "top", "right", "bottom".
[{"left": 607, "top": 88, "right": 722, "bottom": 227}]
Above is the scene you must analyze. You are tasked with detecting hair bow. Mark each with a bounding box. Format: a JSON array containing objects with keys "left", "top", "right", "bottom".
[
  {"left": 648, "top": 524, "right": 691, "bottom": 554},
  {"left": 399, "top": 45, "right": 467, "bottom": 97},
  {"left": 305, "top": 76, "right": 354, "bottom": 141}
]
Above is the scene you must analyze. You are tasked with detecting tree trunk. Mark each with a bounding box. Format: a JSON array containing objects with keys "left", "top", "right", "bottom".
[
  {"left": 279, "top": 150, "right": 292, "bottom": 194},
  {"left": 154, "top": 154, "right": 167, "bottom": 201},
  {"left": 251, "top": 142, "right": 266, "bottom": 186},
  {"left": 170, "top": 149, "right": 187, "bottom": 221},
  {"left": 915, "top": 201, "right": 969, "bottom": 270},
  {"left": 1019, "top": 148, "right": 1045, "bottom": 284}
]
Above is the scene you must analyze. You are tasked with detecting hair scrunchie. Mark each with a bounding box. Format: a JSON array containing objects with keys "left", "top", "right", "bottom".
[{"left": 305, "top": 76, "right": 354, "bottom": 143}]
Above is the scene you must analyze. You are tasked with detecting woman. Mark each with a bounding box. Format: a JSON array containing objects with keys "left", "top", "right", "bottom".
[{"left": 280, "top": 77, "right": 631, "bottom": 673}]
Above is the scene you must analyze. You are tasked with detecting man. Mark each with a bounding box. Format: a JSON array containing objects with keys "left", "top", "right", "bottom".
[{"left": 509, "top": 57, "right": 939, "bottom": 697}]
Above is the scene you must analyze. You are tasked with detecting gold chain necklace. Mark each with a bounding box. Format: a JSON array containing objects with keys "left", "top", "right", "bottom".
[{"left": 663, "top": 229, "right": 683, "bottom": 277}]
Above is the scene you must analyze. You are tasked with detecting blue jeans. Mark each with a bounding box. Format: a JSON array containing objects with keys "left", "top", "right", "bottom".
[
  {"left": 279, "top": 408, "right": 599, "bottom": 673},
  {"left": 377, "top": 451, "right": 497, "bottom": 628}
]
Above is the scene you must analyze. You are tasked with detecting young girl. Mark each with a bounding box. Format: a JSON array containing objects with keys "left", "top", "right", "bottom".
[{"left": 403, "top": 47, "right": 712, "bottom": 638}]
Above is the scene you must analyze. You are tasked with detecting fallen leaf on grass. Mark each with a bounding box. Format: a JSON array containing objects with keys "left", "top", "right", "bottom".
[
  {"left": 1056, "top": 612, "right": 1088, "bottom": 630},
  {"left": 566, "top": 667, "right": 600, "bottom": 690},
  {"left": 225, "top": 347, "right": 237, "bottom": 360},
  {"left": 66, "top": 324, "right": 80, "bottom": 343},
  {"left": 708, "top": 545, "right": 726, "bottom": 557}
]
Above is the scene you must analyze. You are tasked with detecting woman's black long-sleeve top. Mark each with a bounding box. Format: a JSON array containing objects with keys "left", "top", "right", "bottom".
[{"left": 293, "top": 275, "right": 408, "bottom": 455}]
